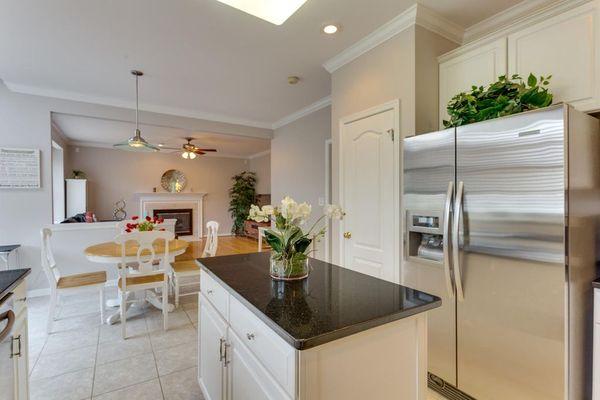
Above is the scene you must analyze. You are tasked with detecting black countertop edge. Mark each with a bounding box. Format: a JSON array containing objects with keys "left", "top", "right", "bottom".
[
  {"left": 199, "top": 261, "right": 441, "bottom": 350},
  {"left": 593, "top": 278, "right": 600, "bottom": 289},
  {"left": 0, "top": 269, "right": 31, "bottom": 301}
]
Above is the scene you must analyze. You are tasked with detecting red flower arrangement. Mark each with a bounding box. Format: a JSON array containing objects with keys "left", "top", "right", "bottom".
[{"left": 124, "top": 215, "right": 165, "bottom": 233}]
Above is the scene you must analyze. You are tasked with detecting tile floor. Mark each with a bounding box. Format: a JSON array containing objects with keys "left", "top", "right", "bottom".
[
  {"left": 27, "top": 288, "right": 204, "bottom": 400},
  {"left": 27, "top": 287, "right": 445, "bottom": 400}
]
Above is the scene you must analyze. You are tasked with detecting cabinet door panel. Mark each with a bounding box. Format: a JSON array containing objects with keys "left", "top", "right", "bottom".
[
  {"left": 199, "top": 297, "right": 227, "bottom": 400},
  {"left": 227, "top": 331, "right": 291, "bottom": 400},
  {"left": 439, "top": 38, "right": 507, "bottom": 128},
  {"left": 508, "top": 2, "right": 600, "bottom": 111}
]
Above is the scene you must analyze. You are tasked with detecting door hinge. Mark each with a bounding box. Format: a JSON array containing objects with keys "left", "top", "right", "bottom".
[{"left": 387, "top": 129, "right": 395, "bottom": 141}]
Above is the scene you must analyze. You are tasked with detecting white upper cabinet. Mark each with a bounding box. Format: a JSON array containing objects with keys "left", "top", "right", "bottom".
[
  {"left": 508, "top": 1, "right": 600, "bottom": 111},
  {"left": 439, "top": 1, "right": 600, "bottom": 126},
  {"left": 438, "top": 38, "right": 507, "bottom": 128}
]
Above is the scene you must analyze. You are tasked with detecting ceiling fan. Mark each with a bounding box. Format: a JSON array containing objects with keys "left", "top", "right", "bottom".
[{"left": 162, "top": 137, "right": 217, "bottom": 159}]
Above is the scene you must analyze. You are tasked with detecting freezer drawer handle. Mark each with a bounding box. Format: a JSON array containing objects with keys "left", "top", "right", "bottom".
[
  {"left": 0, "top": 310, "right": 15, "bottom": 342},
  {"left": 442, "top": 181, "right": 454, "bottom": 298},
  {"left": 453, "top": 181, "right": 465, "bottom": 302}
]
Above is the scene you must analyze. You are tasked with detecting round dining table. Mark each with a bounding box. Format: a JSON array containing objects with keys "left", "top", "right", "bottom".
[{"left": 84, "top": 239, "right": 189, "bottom": 324}]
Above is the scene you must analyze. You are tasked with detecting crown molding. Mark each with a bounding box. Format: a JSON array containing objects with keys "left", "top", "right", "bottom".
[
  {"left": 462, "top": 0, "right": 589, "bottom": 43},
  {"left": 323, "top": 5, "right": 418, "bottom": 73},
  {"left": 4, "top": 80, "right": 273, "bottom": 130},
  {"left": 322, "top": 4, "right": 464, "bottom": 74},
  {"left": 272, "top": 96, "right": 332, "bottom": 129},
  {"left": 414, "top": 5, "right": 464, "bottom": 44},
  {"left": 50, "top": 120, "right": 72, "bottom": 145},
  {"left": 247, "top": 149, "right": 271, "bottom": 160}
]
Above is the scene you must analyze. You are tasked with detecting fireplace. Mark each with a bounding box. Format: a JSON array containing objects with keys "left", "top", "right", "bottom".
[{"left": 153, "top": 208, "right": 193, "bottom": 236}]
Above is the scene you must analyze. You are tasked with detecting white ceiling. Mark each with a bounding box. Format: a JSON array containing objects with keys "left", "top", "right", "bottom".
[
  {"left": 52, "top": 113, "right": 270, "bottom": 158},
  {"left": 1, "top": 0, "right": 524, "bottom": 127}
]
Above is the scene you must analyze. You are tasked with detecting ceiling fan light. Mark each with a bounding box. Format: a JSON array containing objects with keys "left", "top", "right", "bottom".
[
  {"left": 113, "top": 136, "right": 159, "bottom": 152},
  {"left": 189, "top": 152, "right": 197, "bottom": 159},
  {"left": 182, "top": 151, "right": 190, "bottom": 159}
]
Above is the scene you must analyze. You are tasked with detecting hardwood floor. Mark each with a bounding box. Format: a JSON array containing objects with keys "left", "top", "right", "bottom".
[{"left": 175, "top": 235, "right": 264, "bottom": 261}]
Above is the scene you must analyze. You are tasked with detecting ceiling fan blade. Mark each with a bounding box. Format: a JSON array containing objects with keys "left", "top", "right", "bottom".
[
  {"left": 194, "top": 151, "right": 206, "bottom": 155},
  {"left": 195, "top": 148, "right": 217, "bottom": 152},
  {"left": 159, "top": 146, "right": 181, "bottom": 150}
]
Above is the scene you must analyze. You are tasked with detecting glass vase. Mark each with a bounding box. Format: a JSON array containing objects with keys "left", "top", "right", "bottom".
[{"left": 270, "top": 253, "right": 309, "bottom": 281}]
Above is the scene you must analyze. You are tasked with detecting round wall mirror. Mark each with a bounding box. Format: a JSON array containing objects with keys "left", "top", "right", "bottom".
[{"left": 161, "top": 169, "right": 187, "bottom": 193}]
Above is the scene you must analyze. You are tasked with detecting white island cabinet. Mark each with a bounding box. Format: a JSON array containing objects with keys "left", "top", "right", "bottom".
[{"left": 197, "top": 253, "right": 440, "bottom": 400}]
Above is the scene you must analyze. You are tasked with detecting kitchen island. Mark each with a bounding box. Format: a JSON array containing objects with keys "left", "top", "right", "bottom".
[{"left": 197, "top": 252, "right": 440, "bottom": 400}]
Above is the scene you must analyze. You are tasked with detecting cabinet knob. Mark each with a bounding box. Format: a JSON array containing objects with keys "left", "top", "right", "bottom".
[
  {"left": 343, "top": 232, "right": 352, "bottom": 239},
  {"left": 246, "top": 333, "right": 255, "bottom": 341},
  {"left": 207, "top": 289, "right": 213, "bottom": 295}
]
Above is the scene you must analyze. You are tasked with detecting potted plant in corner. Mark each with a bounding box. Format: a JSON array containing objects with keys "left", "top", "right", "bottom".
[
  {"left": 248, "top": 197, "right": 344, "bottom": 280},
  {"left": 228, "top": 171, "right": 257, "bottom": 236}
]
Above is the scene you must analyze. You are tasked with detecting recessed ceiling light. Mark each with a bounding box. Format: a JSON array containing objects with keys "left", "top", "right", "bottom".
[
  {"left": 323, "top": 24, "right": 339, "bottom": 34},
  {"left": 216, "top": 0, "right": 307, "bottom": 25}
]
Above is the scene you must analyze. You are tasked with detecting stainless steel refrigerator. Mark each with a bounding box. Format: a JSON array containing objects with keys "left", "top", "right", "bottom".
[{"left": 402, "top": 104, "right": 600, "bottom": 400}]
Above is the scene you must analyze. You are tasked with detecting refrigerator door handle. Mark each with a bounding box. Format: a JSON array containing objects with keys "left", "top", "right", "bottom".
[
  {"left": 442, "top": 181, "right": 454, "bottom": 298},
  {"left": 453, "top": 181, "right": 465, "bottom": 301}
]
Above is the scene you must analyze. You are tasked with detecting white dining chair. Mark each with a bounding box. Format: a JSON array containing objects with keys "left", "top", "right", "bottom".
[
  {"left": 114, "top": 230, "right": 174, "bottom": 338},
  {"left": 170, "top": 221, "right": 219, "bottom": 307},
  {"left": 41, "top": 228, "right": 107, "bottom": 334}
]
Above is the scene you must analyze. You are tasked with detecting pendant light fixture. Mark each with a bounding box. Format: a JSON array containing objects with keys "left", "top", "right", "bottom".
[{"left": 113, "top": 70, "right": 159, "bottom": 152}]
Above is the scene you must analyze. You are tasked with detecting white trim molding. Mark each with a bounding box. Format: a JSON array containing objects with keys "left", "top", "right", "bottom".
[
  {"left": 4, "top": 80, "right": 273, "bottom": 130},
  {"left": 247, "top": 149, "right": 271, "bottom": 160},
  {"left": 272, "top": 96, "right": 332, "bottom": 129},
  {"left": 323, "top": 4, "right": 463, "bottom": 73},
  {"left": 462, "top": 0, "right": 591, "bottom": 44}
]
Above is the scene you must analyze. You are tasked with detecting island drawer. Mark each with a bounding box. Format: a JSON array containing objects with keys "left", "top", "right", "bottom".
[
  {"left": 229, "top": 294, "right": 296, "bottom": 397},
  {"left": 200, "top": 271, "right": 229, "bottom": 319}
]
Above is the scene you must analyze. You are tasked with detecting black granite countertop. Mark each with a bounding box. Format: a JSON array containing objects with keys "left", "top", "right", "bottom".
[
  {"left": 198, "top": 252, "right": 441, "bottom": 350},
  {"left": 593, "top": 277, "right": 600, "bottom": 289},
  {"left": 0, "top": 268, "right": 30, "bottom": 302}
]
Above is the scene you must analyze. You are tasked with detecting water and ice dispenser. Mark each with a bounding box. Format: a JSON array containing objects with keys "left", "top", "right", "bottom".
[{"left": 405, "top": 211, "right": 444, "bottom": 263}]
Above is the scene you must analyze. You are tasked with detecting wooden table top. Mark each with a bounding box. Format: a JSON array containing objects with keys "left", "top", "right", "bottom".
[{"left": 84, "top": 239, "right": 189, "bottom": 258}]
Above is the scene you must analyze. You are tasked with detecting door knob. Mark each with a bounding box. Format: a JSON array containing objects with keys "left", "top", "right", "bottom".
[{"left": 343, "top": 232, "right": 352, "bottom": 239}]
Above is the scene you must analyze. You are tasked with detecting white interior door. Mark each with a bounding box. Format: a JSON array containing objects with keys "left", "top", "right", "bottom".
[{"left": 340, "top": 103, "right": 398, "bottom": 283}]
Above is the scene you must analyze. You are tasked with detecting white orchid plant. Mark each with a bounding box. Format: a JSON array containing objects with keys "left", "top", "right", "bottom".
[{"left": 249, "top": 197, "right": 344, "bottom": 274}]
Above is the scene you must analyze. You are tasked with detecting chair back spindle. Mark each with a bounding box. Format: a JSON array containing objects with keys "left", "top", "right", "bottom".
[
  {"left": 202, "top": 221, "right": 219, "bottom": 257},
  {"left": 40, "top": 228, "right": 61, "bottom": 286}
]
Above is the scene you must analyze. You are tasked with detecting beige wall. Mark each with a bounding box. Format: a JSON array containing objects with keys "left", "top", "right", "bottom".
[
  {"left": 415, "top": 26, "right": 458, "bottom": 134},
  {"left": 0, "top": 81, "right": 271, "bottom": 291},
  {"left": 271, "top": 106, "right": 331, "bottom": 259},
  {"left": 67, "top": 146, "right": 250, "bottom": 234},
  {"left": 330, "top": 26, "right": 457, "bottom": 264},
  {"left": 330, "top": 28, "right": 415, "bottom": 264},
  {"left": 248, "top": 152, "right": 271, "bottom": 194}
]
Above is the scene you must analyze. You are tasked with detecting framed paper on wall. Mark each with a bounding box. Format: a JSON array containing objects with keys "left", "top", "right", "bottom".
[{"left": 0, "top": 148, "right": 41, "bottom": 189}]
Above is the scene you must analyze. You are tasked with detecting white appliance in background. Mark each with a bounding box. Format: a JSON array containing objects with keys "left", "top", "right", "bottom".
[
  {"left": 403, "top": 104, "right": 600, "bottom": 400},
  {"left": 66, "top": 178, "right": 87, "bottom": 218}
]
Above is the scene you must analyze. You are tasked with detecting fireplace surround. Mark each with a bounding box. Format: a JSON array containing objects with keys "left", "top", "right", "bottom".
[
  {"left": 153, "top": 208, "right": 193, "bottom": 236},
  {"left": 133, "top": 192, "right": 206, "bottom": 240}
]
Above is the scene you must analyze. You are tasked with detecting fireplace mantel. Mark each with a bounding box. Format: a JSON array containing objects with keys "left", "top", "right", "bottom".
[{"left": 133, "top": 192, "right": 206, "bottom": 240}]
